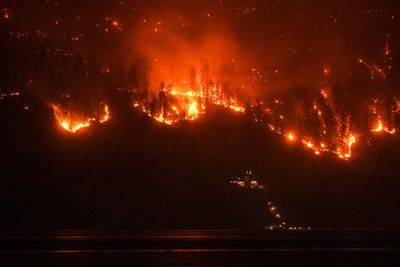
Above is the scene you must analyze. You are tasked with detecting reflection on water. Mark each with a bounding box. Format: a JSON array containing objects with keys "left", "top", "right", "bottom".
[{"left": 0, "top": 230, "right": 400, "bottom": 266}]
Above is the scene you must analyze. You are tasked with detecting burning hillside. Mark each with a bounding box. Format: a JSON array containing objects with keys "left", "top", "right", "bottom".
[
  {"left": 2, "top": 0, "right": 400, "bottom": 163},
  {"left": 51, "top": 102, "right": 110, "bottom": 133},
  {"left": 133, "top": 68, "right": 244, "bottom": 125},
  {"left": 25, "top": 38, "right": 400, "bottom": 161}
]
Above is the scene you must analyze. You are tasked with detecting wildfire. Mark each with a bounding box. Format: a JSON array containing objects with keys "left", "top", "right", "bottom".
[
  {"left": 137, "top": 89, "right": 205, "bottom": 125},
  {"left": 38, "top": 37, "right": 400, "bottom": 162},
  {"left": 371, "top": 118, "right": 396, "bottom": 134},
  {"left": 372, "top": 120, "right": 384, "bottom": 133},
  {"left": 300, "top": 134, "right": 356, "bottom": 160},
  {"left": 248, "top": 95, "right": 360, "bottom": 160},
  {"left": 369, "top": 98, "right": 397, "bottom": 135},
  {"left": 99, "top": 105, "right": 110, "bottom": 123},
  {"left": 338, "top": 134, "right": 356, "bottom": 160},
  {"left": 134, "top": 68, "right": 244, "bottom": 125},
  {"left": 13, "top": 74, "right": 400, "bottom": 162},
  {"left": 52, "top": 103, "right": 110, "bottom": 133}
]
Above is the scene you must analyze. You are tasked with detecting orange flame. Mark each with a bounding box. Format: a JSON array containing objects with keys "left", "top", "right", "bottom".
[
  {"left": 52, "top": 104, "right": 110, "bottom": 133},
  {"left": 285, "top": 132, "right": 296, "bottom": 141},
  {"left": 371, "top": 118, "right": 396, "bottom": 134},
  {"left": 99, "top": 105, "right": 111, "bottom": 123},
  {"left": 134, "top": 68, "right": 244, "bottom": 125}
]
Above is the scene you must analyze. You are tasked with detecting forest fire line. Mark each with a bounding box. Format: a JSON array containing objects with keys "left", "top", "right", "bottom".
[
  {"left": 245, "top": 86, "right": 400, "bottom": 160},
  {"left": 135, "top": 90, "right": 244, "bottom": 125},
  {"left": 368, "top": 98, "right": 399, "bottom": 135},
  {"left": 45, "top": 35, "right": 400, "bottom": 161},
  {"left": 51, "top": 103, "right": 110, "bottom": 133},
  {"left": 371, "top": 119, "right": 396, "bottom": 134},
  {"left": 48, "top": 85, "right": 400, "bottom": 161},
  {"left": 252, "top": 92, "right": 400, "bottom": 160},
  {"left": 244, "top": 87, "right": 360, "bottom": 160},
  {"left": 3, "top": 0, "right": 400, "bottom": 164},
  {"left": 267, "top": 121, "right": 357, "bottom": 160},
  {"left": 129, "top": 71, "right": 397, "bottom": 161}
]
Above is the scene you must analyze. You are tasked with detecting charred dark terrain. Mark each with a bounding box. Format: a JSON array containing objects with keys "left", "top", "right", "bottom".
[{"left": 2, "top": 99, "right": 400, "bottom": 230}]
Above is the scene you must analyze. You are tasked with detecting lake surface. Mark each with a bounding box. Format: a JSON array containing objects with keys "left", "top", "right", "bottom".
[{"left": 1, "top": 230, "right": 400, "bottom": 266}]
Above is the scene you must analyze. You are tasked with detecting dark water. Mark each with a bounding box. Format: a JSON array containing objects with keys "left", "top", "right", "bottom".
[{"left": 1, "top": 230, "right": 400, "bottom": 266}]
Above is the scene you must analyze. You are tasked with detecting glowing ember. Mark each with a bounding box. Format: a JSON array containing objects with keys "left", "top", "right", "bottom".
[
  {"left": 285, "top": 132, "right": 296, "bottom": 141},
  {"left": 320, "top": 89, "right": 328, "bottom": 99}
]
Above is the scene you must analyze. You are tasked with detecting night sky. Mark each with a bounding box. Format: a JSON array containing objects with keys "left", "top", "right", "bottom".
[{"left": 1, "top": 0, "right": 400, "bottom": 231}]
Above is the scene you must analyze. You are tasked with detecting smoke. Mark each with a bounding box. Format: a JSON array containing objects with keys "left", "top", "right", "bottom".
[
  {"left": 124, "top": 1, "right": 399, "bottom": 99},
  {"left": 118, "top": 0, "right": 400, "bottom": 139},
  {"left": 125, "top": 7, "right": 260, "bottom": 100},
  {"left": 5, "top": 0, "right": 400, "bottom": 137}
]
